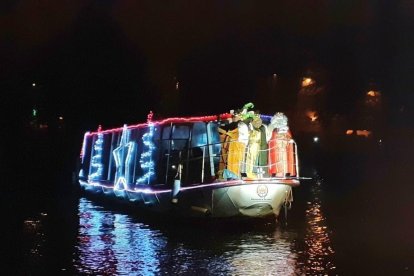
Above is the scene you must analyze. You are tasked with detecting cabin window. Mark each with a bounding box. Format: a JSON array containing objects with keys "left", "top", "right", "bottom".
[
  {"left": 133, "top": 127, "right": 159, "bottom": 185},
  {"left": 156, "top": 124, "right": 191, "bottom": 186},
  {"left": 128, "top": 128, "right": 141, "bottom": 185},
  {"left": 98, "top": 133, "right": 112, "bottom": 181},
  {"left": 162, "top": 125, "right": 171, "bottom": 140},
  {"left": 207, "top": 122, "right": 222, "bottom": 178},
  {"left": 160, "top": 125, "right": 172, "bottom": 154},
  {"left": 152, "top": 125, "right": 161, "bottom": 140},
  {"left": 151, "top": 125, "right": 162, "bottom": 183},
  {"left": 156, "top": 125, "right": 172, "bottom": 185},
  {"left": 191, "top": 122, "right": 207, "bottom": 147},
  {"left": 108, "top": 132, "right": 121, "bottom": 182},
  {"left": 79, "top": 135, "right": 93, "bottom": 180},
  {"left": 171, "top": 124, "right": 190, "bottom": 150},
  {"left": 112, "top": 127, "right": 137, "bottom": 188},
  {"left": 172, "top": 124, "right": 190, "bottom": 139},
  {"left": 86, "top": 132, "right": 113, "bottom": 182},
  {"left": 88, "top": 134, "right": 103, "bottom": 180},
  {"left": 180, "top": 122, "right": 205, "bottom": 184},
  {"left": 207, "top": 122, "right": 221, "bottom": 153}
]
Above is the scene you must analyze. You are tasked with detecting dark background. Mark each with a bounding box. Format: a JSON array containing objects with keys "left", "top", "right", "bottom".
[
  {"left": 1, "top": 2, "right": 414, "bottom": 274},
  {"left": 1, "top": 0, "right": 413, "bottom": 190},
  {"left": 2, "top": 1, "right": 413, "bottom": 121}
]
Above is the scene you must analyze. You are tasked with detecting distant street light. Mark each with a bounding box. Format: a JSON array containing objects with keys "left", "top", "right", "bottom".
[
  {"left": 32, "top": 83, "right": 36, "bottom": 87},
  {"left": 302, "top": 77, "right": 314, "bottom": 87}
]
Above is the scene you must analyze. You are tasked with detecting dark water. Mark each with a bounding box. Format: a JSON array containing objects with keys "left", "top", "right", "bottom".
[{"left": 3, "top": 133, "right": 414, "bottom": 275}]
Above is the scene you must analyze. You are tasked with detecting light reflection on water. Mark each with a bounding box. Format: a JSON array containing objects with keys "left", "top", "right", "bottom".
[
  {"left": 23, "top": 217, "right": 46, "bottom": 261},
  {"left": 17, "top": 177, "right": 336, "bottom": 275},
  {"left": 223, "top": 231, "right": 298, "bottom": 275},
  {"left": 74, "top": 197, "right": 299, "bottom": 275},
  {"left": 75, "top": 199, "right": 166, "bottom": 275},
  {"left": 73, "top": 180, "right": 336, "bottom": 276},
  {"left": 15, "top": 145, "right": 414, "bottom": 275},
  {"left": 302, "top": 175, "right": 336, "bottom": 275}
]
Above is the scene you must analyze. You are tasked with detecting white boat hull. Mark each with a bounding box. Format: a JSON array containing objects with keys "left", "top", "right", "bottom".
[
  {"left": 79, "top": 179, "right": 296, "bottom": 219},
  {"left": 212, "top": 183, "right": 292, "bottom": 218}
]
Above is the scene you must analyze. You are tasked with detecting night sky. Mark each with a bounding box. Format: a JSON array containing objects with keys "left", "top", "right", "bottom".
[{"left": 1, "top": 0, "right": 413, "bottom": 132}]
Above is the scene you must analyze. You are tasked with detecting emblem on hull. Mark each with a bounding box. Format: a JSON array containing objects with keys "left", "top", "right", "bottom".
[{"left": 257, "top": 185, "right": 268, "bottom": 198}]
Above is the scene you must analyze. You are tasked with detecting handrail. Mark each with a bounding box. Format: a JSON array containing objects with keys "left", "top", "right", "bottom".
[
  {"left": 169, "top": 137, "right": 299, "bottom": 182},
  {"left": 80, "top": 130, "right": 301, "bottom": 186}
]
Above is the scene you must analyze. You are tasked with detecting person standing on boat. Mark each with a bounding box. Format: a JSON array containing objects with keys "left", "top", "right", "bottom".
[
  {"left": 218, "top": 111, "right": 240, "bottom": 177},
  {"left": 218, "top": 103, "right": 255, "bottom": 179},
  {"left": 257, "top": 116, "right": 269, "bottom": 176},
  {"left": 245, "top": 115, "right": 269, "bottom": 178},
  {"left": 268, "top": 113, "right": 296, "bottom": 177},
  {"left": 223, "top": 112, "right": 250, "bottom": 179}
]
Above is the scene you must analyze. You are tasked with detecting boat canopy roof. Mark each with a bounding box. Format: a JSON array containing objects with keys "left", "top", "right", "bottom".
[
  {"left": 85, "top": 113, "right": 276, "bottom": 137},
  {"left": 85, "top": 101, "right": 277, "bottom": 137},
  {"left": 85, "top": 113, "right": 233, "bottom": 136}
]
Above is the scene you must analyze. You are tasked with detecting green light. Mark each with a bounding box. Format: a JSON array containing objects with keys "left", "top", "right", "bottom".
[{"left": 33, "top": 109, "right": 37, "bottom": 117}]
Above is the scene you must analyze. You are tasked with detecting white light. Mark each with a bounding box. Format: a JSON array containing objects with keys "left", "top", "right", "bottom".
[
  {"left": 88, "top": 133, "right": 104, "bottom": 181},
  {"left": 113, "top": 125, "right": 137, "bottom": 188},
  {"left": 313, "top": 136, "right": 319, "bottom": 143},
  {"left": 32, "top": 83, "right": 36, "bottom": 87},
  {"left": 136, "top": 124, "right": 155, "bottom": 185}
]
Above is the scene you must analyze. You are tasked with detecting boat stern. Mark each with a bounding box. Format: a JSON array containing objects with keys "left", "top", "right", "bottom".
[{"left": 212, "top": 181, "right": 294, "bottom": 218}]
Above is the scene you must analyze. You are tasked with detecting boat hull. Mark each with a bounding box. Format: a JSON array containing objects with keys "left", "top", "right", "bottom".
[
  {"left": 79, "top": 179, "right": 296, "bottom": 219},
  {"left": 211, "top": 183, "right": 292, "bottom": 218}
]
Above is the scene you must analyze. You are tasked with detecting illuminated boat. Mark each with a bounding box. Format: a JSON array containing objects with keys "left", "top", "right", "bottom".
[{"left": 77, "top": 110, "right": 303, "bottom": 220}]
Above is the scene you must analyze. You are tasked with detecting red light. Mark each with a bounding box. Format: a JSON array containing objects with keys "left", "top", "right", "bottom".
[{"left": 86, "top": 113, "right": 232, "bottom": 136}]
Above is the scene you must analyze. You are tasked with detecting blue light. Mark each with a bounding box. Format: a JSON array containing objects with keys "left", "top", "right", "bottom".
[
  {"left": 136, "top": 124, "right": 155, "bottom": 185},
  {"left": 75, "top": 198, "right": 164, "bottom": 275},
  {"left": 89, "top": 133, "right": 104, "bottom": 181},
  {"left": 113, "top": 125, "right": 136, "bottom": 190},
  {"left": 79, "top": 132, "right": 90, "bottom": 178}
]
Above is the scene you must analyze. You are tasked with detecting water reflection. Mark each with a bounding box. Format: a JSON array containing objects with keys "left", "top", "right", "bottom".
[
  {"left": 23, "top": 215, "right": 47, "bottom": 262},
  {"left": 74, "top": 185, "right": 336, "bottom": 275},
  {"left": 74, "top": 198, "right": 301, "bottom": 275},
  {"left": 75, "top": 198, "right": 166, "bottom": 275},
  {"left": 302, "top": 175, "right": 336, "bottom": 275},
  {"left": 224, "top": 230, "right": 299, "bottom": 275}
]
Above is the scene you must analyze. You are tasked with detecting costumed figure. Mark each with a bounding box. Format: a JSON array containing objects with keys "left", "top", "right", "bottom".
[
  {"left": 219, "top": 103, "right": 254, "bottom": 179},
  {"left": 218, "top": 110, "right": 239, "bottom": 177},
  {"left": 257, "top": 116, "right": 269, "bottom": 176},
  {"left": 268, "top": 113, "right": 296, "bottom": 177},
  {"left": 245, "top": 115, "right": 269, "bottom": 178}
]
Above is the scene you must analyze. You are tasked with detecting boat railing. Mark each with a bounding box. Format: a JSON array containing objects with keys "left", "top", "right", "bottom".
[
  {"left": 176, "top": 137, "right": 299, "bottom": 184},
  {"left": 80, "top": 129, "right": 300, "bottom": 187}
]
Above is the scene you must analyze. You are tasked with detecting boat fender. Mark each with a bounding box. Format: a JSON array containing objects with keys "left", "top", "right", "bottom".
[
  {"left": 172, "top": 163, "right": 182, "bottom": 203},
  {"left": 171, "top": 179, "right": 181, "bottom": 203},
  {"left": 191, "top": 206, "right": 210, "bottom": 216}
]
